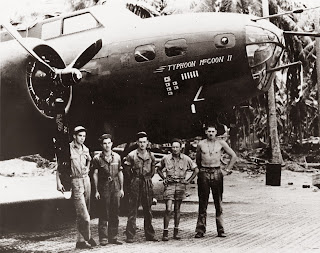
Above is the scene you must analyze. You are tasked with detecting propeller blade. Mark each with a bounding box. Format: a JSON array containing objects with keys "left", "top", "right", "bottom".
[
  {"left": 55, "top": 39, "right": 102, "bottom": 87},
  {"left": 68, "top": 39, "right": 102, "bottom": 69},
  {"left": 1, "top": 21, "right": 56, "bottom": 78}
]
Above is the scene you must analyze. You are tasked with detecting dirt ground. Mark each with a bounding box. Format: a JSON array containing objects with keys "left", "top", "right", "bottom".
[
  {"left": 0, "top": 156, "right": 319, "bottom": 204},
  {"left": 1, "top": 156, "right": 320, "bottom": 252}
]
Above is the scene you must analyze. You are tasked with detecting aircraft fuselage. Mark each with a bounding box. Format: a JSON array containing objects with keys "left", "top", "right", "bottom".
[{"left": 0, "top": 5, "right": 284, "bottom": 158}]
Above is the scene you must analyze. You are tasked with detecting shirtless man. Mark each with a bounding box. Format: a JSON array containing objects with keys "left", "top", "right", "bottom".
[{"left": 194, "top": 124, "right": 237, "bottom": 238}]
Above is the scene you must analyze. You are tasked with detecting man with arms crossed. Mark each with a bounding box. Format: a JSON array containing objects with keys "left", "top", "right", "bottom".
[
  {"left": 92, "top": 134, "right": 124, "bottom": 246},
  {"left": 56, "top": 126, "right": 97, "bottom": 249},
  {"left": 157, "top": 138, "right": 199, "bottom": 241},
  {"left": 195, "top": 124, "right": 237, "bottom": 238}
]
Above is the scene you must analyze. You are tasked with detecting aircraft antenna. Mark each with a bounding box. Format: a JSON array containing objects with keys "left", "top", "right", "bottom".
[
  {"left": 251, "top": 6, "right": 320, "bottom": 22},
  {"left": 283, "top": 31, "right": 320, "bottom": 37}
]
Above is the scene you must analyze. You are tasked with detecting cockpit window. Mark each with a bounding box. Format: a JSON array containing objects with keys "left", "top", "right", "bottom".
[
  {"left": 63, "top": 13, "right": 99, "bottom": 35},
  {"left": 245, "top": 25, "right": 284, "bottom": 90},
  {"left": 42, "top": 20, "right": 61, "bottom": 39},
  {"left": 165, "top": 39, "right": 187, "bottom": 57},
  {"left": 135, "top": 44, "right": 156, "bottom": 62},
  {"left": 247, "top": 43, "right": 275, "bottom": 67},
  {"left": 246, "top": 25, "right": 278, "bottom": 44}
]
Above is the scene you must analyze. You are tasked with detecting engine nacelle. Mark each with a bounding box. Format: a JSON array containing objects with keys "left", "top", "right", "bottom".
[{"left": 0, "top": 38, "right": 71, "bottom": 159}]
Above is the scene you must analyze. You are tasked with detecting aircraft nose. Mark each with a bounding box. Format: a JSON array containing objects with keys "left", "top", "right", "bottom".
[{"left": 245, "top": 24, "right": 284, "bottom": 91}]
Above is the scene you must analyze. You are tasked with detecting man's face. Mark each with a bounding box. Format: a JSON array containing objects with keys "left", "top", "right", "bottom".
[
  {"left": 74, "top": 131, "right": 86, "bottom": 145},
  {"left": 189, "top": 150, "right": 196, "bottom": 160},
  {"left": 206, "top": 127, "right": 217, "bottom": 139},
  {"left": 137, "top": 137, "right": 148, "bottom": 150},
  {"left": 171, "top": 142, "right": 182, "bottom": 156},
  {"left": 101, "top": 138, "right": 113, "bottom": 152}
]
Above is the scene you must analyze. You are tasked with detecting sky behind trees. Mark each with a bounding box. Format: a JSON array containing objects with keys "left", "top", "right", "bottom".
[
  {"left": 0, "top": 0, "right": 195, "bottom": 23},
  {"left": 0, "top": 0, "right": 66, "bottom": 22},
  {"left": 1, "top": 0, "right": 319, "bottom": 23}
]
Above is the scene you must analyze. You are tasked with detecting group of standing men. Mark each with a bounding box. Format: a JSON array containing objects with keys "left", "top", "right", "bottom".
[{"left": 56, "top": 124, "right": 237, "bottom": 249}]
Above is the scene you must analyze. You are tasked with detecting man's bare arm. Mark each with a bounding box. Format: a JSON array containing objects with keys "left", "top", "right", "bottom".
[
  {"left": 151, "top": 160, "right": 156, "bottom": 177},
  {"left": 56, "top": 170, "right": 65, "bottom": 192},
  {"left": 186, "top": 167, "right": 199, "bottom": 184},
  {"left": 196, "top": 143, "right": 202, "bottom": 168},
  {"left": 156, "top": 159, "right": 166, "bottom": 182},
  {"left": 93, "top": 168, "right": 99, "bottom": 193},
  {"left": 118, "top": 170, "right": 124, "bottom": 197},
  {"left": 220, "top": 140, "right": 237, "bottom": 171},
  {"left": 157, "top": 167, "right": 166, "bottom": 181}
]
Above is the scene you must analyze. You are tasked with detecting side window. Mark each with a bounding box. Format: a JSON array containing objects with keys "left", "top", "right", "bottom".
[
  {"left": 63, "top": 13, "right": 99, "bottom": 35},
  {"left": 165, "top": 39, "right": 187, "bottom": 57},
  {"left": 135, "top": 44, "right": 156, "bottom": 62},
  {"left": 42, "top": 20, "right": 61, "bottom": 39}
]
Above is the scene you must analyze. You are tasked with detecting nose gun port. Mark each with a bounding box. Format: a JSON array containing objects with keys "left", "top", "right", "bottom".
[{"left": 245, "top": 25, "right": 284, "bottom": 91}]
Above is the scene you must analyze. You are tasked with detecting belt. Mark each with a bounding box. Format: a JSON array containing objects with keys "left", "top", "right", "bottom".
[
  {"left": 166, "top": 177, "right": 185, "bottom": 183},
  {"left": 71, "top": 174, "right": 88, "bottom": 179},
  {"left": 134, "top": 175, "right": 152, "bottom": 180},
  {"left": 200, "top": 167, "right": 220, "bottom": 173},
  {"left": 100, "top": 176, "right": 114, "bottom": 182}
]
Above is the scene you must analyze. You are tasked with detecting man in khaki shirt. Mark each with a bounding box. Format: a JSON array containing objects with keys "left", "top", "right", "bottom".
[
  {"left": 56, "top": 126, "right": 96, "bottom": 249},
  {"left": 157, "top": 138, "right": 198, "bottom": 241}
]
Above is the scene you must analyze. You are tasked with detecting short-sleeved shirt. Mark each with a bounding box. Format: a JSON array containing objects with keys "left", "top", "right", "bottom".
[
  {"left": 125, "top": 149, "right": 156, "bottom": 178},
  {"left": 69, "top": 141, "right": 91, "bottom": 178},
  {"left": 158, "top": 153, "right": 196, "bottom": 179},
  {"left": 92, "top": 151, "right": 122, "bottom": 188}
]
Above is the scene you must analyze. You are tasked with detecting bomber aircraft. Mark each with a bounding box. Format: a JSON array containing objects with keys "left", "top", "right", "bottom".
[{"left": 1, "top": 3, "right": 310, "bottom": 160}]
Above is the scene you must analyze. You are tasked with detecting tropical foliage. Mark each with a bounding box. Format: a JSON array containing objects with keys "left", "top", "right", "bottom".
[
  {"left": 11, "top": 0, "right": 319, "bottom": 159},
  {"left": 128, "top": 1, "right": 317, "bottom": 144},
  {"left": 130, "top": 0, "right": 320, "bottom": 164},
  {"left": 66, "top": 0, "right": 319, "bottom": 157}
]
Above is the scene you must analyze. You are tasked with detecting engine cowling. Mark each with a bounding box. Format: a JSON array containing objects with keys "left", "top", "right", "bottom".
[{"left": 0, "top": 38, "right": 71, "bottom": 159}]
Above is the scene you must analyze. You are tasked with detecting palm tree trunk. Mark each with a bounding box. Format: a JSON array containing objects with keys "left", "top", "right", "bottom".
[
  {"left": 267, "top": 85, "right": 283, "bottom": 163},
  {"left": 263, "top": 0, "right": 283, "bottom": 164},
  {"left": 316, "top": 12, "right": 320, "bottom": 137}
]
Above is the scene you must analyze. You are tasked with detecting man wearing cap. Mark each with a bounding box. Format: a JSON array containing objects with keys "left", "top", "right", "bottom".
[
  {"left": 124, "top": 131, "right": 158, "bottom": 243},
  {"left": 56, "top": 126, "right": 97, "bottom": 249},
  {"left": 157, "top": 138, "right": 199, "bottom": 241},
  {"left": 92, "top": 134, "right": 124, "bottom": 246},
  {"left": 194, "top": 124, "right": 237, "bottom": 239}
]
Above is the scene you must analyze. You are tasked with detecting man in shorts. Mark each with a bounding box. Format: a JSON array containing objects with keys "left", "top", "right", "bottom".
[{"left": 157, "top": 138, "right": 199, "bottom": 241}]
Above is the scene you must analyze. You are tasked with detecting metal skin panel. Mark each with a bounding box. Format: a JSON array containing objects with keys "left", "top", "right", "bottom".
[
  {"left": 0, "top": 39, "right": 57, "bottom": 159},
  {"left": 0, "top": 6, "right": 284, "bottom": 159}
]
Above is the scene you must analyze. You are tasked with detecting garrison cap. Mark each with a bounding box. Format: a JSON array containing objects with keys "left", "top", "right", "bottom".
[
  {"left": 171, "top": 138, "right": 182, "bottom": 146},
  {"left": 99, "top": 133, "right": 112, "bottom": 142},
  {"left": 73, "top": 126, "right": 87, "bottom": 134},
  {"left": 136, "top": 131, "right": 148, "bottom": 139}
]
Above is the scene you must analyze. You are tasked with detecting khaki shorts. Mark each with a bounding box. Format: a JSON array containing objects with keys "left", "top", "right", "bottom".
[{"left": 163, "top": 183, "right": 186, "bottom": 200}]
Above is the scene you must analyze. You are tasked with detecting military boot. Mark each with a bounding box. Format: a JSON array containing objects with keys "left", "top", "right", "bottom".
[
  {"left": 162, "top": 229, "right": 169, "bottom": 241},
  {"left": 173, "top": 227, "right": 181, "bottom": 240}
]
